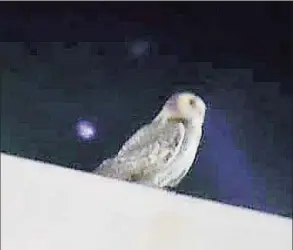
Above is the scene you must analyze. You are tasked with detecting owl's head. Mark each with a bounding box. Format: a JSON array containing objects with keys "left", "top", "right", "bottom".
[{"left": 157, "top": 92, "right": 206, "bottom": 126}]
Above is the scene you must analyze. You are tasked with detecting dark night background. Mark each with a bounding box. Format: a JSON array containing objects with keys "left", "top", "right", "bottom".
[{"left": 0, "top": 2, "right": 292, "bottom": 217}]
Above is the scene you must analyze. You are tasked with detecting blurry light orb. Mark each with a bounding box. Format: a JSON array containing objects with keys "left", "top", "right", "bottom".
[
  {"left": 130, "top": 40, "right": 150, "bottom": 57},
  {"left": 76, "top": 120, "right": 96, "bottom": 140}
]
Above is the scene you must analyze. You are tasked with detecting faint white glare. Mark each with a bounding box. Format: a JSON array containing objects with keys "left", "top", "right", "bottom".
[
  {"left": 76, "top": 120, "right": 96, "bottom": 141},
  {"left": 130, "top": 40, "right": 150, "bottom": 57}
]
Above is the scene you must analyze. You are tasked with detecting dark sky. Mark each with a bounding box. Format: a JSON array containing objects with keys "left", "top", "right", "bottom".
[{"left": 1, "top": 2, "right": 292, "bottom": 217}]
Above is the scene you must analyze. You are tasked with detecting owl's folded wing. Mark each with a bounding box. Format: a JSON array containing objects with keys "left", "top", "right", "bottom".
[{"left": 95, "top": 122, "right": 185, "bottom": 183}]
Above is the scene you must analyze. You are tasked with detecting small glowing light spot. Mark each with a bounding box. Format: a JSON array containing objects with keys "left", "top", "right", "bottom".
[
  {"left": 76, "top": 120, "right": 96, "bottom": 141},
  {"left": 130, "top": 40, "right": 150, "bottom": 57}
]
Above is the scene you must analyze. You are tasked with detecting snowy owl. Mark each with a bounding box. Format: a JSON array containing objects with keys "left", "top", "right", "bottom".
[{"left": 94, "top": 92, "right": 206, "bottom": 189}]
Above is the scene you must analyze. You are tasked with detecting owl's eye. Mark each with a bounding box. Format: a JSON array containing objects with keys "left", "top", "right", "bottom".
[{"left": 189, "top": 98, "right": 196, "bottom": 107}]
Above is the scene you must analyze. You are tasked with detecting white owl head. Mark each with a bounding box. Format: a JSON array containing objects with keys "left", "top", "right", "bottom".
[{"left": 157, "top": 92, "right": 206, "bottom": 126}]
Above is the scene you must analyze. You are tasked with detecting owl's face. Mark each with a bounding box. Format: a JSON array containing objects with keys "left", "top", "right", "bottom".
[{"left": 164, "top": 92, "right": 206, "bottom": 125}]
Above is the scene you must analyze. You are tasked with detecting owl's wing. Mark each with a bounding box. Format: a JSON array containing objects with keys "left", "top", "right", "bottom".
[{"left": 95, "top": 121, "right": 185, "bottom": 183}]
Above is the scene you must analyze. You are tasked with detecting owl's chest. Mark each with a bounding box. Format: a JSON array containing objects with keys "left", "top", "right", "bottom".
[
  {"left": 173, "top": 129, "right": 201, "bottom": 170},
  {"left": 155, "top": 127, "right": 202, "bottom": 187}
]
